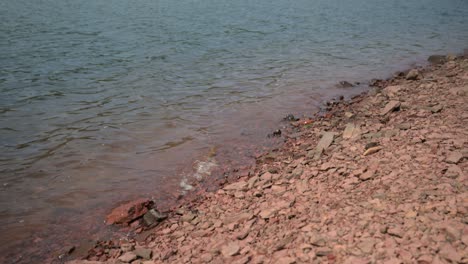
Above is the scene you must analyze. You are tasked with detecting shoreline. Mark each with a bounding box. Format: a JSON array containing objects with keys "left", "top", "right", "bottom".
[{"left": 65, "top": 52, "right": 466, "bottom": 263}]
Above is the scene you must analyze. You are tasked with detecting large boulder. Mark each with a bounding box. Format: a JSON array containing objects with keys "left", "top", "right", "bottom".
[{"left": 106, "top": 198, "right": 153, "bottom": 225}]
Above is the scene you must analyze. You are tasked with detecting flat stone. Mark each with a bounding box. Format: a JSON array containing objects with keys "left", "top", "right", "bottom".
[
  {"left": 343, "top": 123, "right": 361, "bottom": 139},
  {"left": 363, "top": 146, "right": 383, "bottom": 156},
  {"left": 316, "top": 132, "right": 336, "bottom": 153},
  {"left": 381, "top": 101, "right": 401, "bottom": 116},
  {"left": 357, "top": 239, "right": 375, "bottom": 254},
  {"left": 359, "top": 170, "right": 375, "bottom": 181},
  {"left": 430, "top": 105, "right": 443, "bottom": 113},
  {"left": 446, "top": 152, "right": 463, "bottom": 164},
  {"left": 291, "top": 166, "right": 303, "bottom": 178},
  {"left": 224, "top": 181, "right": 248, "bottom": 191},
  {"left": 439, "top": 243, "right": 461, "bottom": 263},
  {"left": 315, "top": 247, "right": 332, "bottom": 256},
  {"left": 134, "top": 247, "right": 152, "bottom": 260},
  {"left": 118, "top": 252, "right": 137, "bottom": 263},
  {"left": 221, "top": 242, "right": 241, "bottom": 257},
  {"left": 387, "top": 226, "right": 404, "bottom": 238},
  {"left": 106, "top": 198, "right": 153, "bottom": 225}
]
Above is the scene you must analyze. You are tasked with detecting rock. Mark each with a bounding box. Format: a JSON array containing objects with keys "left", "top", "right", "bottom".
[
  {"left": 446, "top": 152, "right": 463, "bottom": 164},
  {"left": 315, "top": 247, "right": 332, "bottom": 256},
  {"left": 309, "top": 233, "right": 326, "bottom": 247},
  {"left": 259, "top": 208, "right": 278, "bottom": 219},
  {"left": 397, "top": 123, "right": 411, "bottom": 130},
  {"left": 381, "top": 101, "right": 401, "bottom": 116},
  {"left": 143, "top": 209, "right": 168, "bottom": 226},
  {"left": 429, "top": 105, "right": 443, "bottom": 114},
  {"left": 387, "top": 226, "right": 404, "bottom": 238},
  {"left": 363, "top": 146, "right": 383, "bottom": 156},
  {"left": 406, "top": 69, "right": 420, "bottom": 80},
  {"left": 284, "top": 114, "right": 299, "bottom": 121},
  {"left": 344, "top": 112, "right": 355, "bottom": 118},
  {"left": 316, "top": 132, "right": 336, "bottom": 153},
  {"left": 121, "top": 243, "right": 134, "bottom": 252},
  {"left": 447, "top": 54, "right": 457, "bottom": 61},
  {"left": 221, "top": 242, "right": 240, "bottom": 257},
  {"left": 383, "top": 85, "right": 402, "bottom": 97},
  {"left": 118, "top": 252, "right": 137, "bottom": 263},
  {"left": 428, "top": 55, "right": 446, "bottom": 65},
  {"left": 365, "top": 142, "right": 379, "bottom": 150},
  {"left": 291, "top": 166, "right": 303, "bottom": 178},
  {"left": 272, "top": 129, "right": 282, "bottom": 137},
  {"left": 134, "top": 247, "right": 152, "bottom": 260},
  {"left": 106, "top": 198, "right": 153, "bottom": 225},
  {"left": 357, "top": 239, "right": 375, "bottom": 254},
  {"left": 343, "top": 123, "right": 361, "bottom": 139},
  {"left": 276, "top": 257, "right": 296, "bottom": 264},
  {"left": 359, "top": 170, "right": 375, "bottom": 181},
  {"left": 224, "top": 181, "right": 248, "bottom": 191},
  {"left": 439, "top": 243, "right": 461, "bottom": 263},
  {"left": 337, "top": 81, "right": 354, "bottom": 88}
]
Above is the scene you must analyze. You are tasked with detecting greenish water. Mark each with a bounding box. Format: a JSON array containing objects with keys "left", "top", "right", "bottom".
[{"left": 0, "top": 0, "right": 467, "bottom": 261}]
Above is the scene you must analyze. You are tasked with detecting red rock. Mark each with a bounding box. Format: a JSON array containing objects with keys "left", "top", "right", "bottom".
[{"left": 106, "top": 198, "right": 153, "bottom": 225}]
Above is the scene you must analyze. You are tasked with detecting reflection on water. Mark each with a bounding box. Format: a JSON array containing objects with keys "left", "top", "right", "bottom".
[{"left": 1, "top": 0, "right": 468, "bottom": 261}]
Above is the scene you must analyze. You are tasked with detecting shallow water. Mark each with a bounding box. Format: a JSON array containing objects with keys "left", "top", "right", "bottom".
[{"left": 1, "top": 0, "right": 468, "bottom": 261}]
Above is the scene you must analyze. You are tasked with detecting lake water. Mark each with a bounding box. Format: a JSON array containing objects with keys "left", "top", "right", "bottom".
[{"left": 1, "top": 0, "right": 467, "bottom": 261}]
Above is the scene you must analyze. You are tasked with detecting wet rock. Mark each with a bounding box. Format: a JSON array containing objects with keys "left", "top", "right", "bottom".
[
  {"left": 106, "top": 198, "right": 153, "bottom": 225},
  {"left": 221, "top": 242, "right": 240, "bottom": 257},
  {"left": 284, "top": 114, "right": 299, "bottom": 121},
  {"left": 268, "top": 129, "right": 282, "bottom": 138},
  {"left": 143, "top": 209, "right": 168, "bottom": 226},
  {"left": 445, "top": 151, "right": 463, "bottom": 164},
  {"left": 381, "top": 101, "right": 401, "bottom": 116},
  {"left": 406, "top": 69, "right": 420, "bottom": 80},
  {"left": 118, "top": 252, "right": 137, "bottom": 263},
  {"left": 337, "top": 81, "right": 354, "bottom": 88},
  {"left": 134, "top": 247, "right": 152, "bottom": 260},
  {"left": 428, "top": 55, "right": 447, "bottom": 65}
]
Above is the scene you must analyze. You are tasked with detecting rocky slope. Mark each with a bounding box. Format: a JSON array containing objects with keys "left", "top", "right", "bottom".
[{"left": 70, "top": 55, "right": 467, "bottom": 264}]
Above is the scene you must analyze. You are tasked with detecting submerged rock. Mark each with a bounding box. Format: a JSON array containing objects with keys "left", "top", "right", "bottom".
[
  {"left": 427, "top": 54, "right": 446, "bottom": 65},
  {"left": 336, "top": 81, "right": 354, "bottom": 88},
  {"left": 283, "top": 114, "right": 299, "bottom": 121}
]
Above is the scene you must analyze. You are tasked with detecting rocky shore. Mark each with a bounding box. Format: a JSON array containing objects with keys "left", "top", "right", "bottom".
[{"left": 69, "top": 54, "right": 467, "bottom": 264}]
